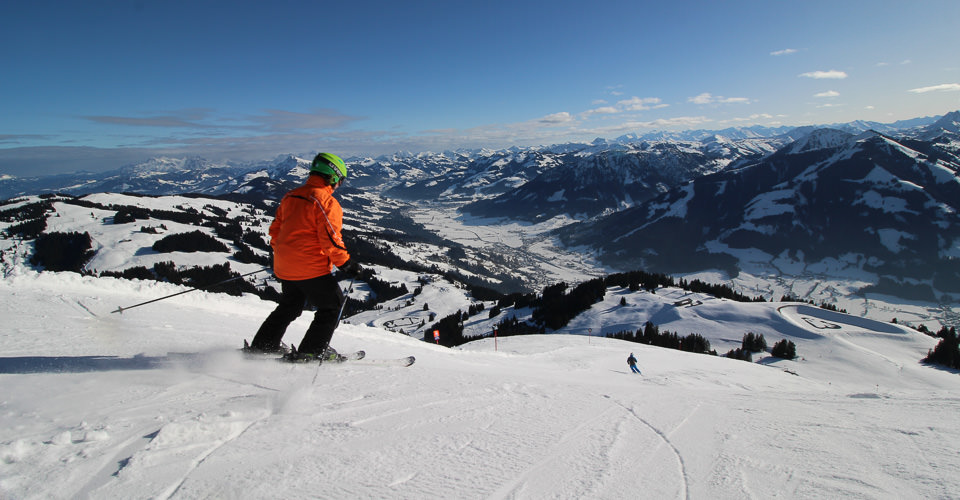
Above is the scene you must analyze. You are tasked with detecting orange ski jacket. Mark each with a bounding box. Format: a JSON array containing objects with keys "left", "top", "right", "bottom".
[{"left": 269, "top": 175, "right": 351, "bottom": 281}]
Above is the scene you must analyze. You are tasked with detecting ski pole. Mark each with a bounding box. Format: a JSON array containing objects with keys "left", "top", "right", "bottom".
[
  {"left": 311, "top": 276, "right": 356, "bottom": 385},
  {"left": 111, "top": 267, "right": 271, "bottom": 314},
  {"left": 334, "top": 276, "right": 356, "bottom": 325}
]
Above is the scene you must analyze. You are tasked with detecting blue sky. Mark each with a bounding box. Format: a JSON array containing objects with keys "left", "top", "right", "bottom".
[{"left": 2, "top": 0, "right": 959, "bottom": 175}]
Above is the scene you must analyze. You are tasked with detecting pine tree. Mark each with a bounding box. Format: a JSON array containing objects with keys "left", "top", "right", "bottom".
[
  {"left": 742, "top": 332, "right": 768, "bottom": 352},
  {"left": 924, "top": 327, "right": 959, "bottom": 370},
  {"left": 726, "top": 348, "right": 752, "bottom": 362},
  {"left": 771, "top": 339, "right": 797, "bottom": 360},
  {"left": 31, "top": 232, "right": 95, "bottom": 272}
]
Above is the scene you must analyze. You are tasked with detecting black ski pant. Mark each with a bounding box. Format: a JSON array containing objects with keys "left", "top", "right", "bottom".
[{"left": 251, "top": 274, "right": 344, "bottom": 354}]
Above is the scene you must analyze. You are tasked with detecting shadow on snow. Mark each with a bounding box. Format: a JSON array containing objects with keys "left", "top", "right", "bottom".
[{"left": 0, "top": 352, "right": 208, "bottom": 374}]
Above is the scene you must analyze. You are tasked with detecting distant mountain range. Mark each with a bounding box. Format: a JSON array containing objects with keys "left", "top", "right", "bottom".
[
  {"left": 0, "top": 113, "right": 949, "bottom": 202},
  {"left": 458, "top": 137, "right": 785, "bottom": 221},
  {"left": 559, "top": 113, "right": 960, "bottom": 301},
  {"left": 2, "top": 111, "right": 958, "bottom": 303}
]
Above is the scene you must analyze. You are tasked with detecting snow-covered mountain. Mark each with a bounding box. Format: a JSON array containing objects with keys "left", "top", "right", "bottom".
[
  {"left": 460, "top": 138, "right": 784, "bottom": 221},
  {"left": 919, "top": 110, "right": 960, "bottom": 144},
  {"left": 372, "top": 149, "right": 555, "bottom": 203},
  {"left": 626, "top": 124, "right": 797, "bottom": 142},
  {"left": 559, "top": 128, "right": 960, "bottom": 304},
  {"left": 0, "top": 114, "right": 945, "bottom": 203},
  {"left": 11, "top": 157, "right": 249, "bottom": 198}
]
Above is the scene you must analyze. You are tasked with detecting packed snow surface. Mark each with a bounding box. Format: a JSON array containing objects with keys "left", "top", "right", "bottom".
[{"left": 1, "top": 269, "right": 958, "bottom": 499}]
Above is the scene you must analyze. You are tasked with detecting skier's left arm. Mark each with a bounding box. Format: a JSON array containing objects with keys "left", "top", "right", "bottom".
[{"left": 314, "top": 197, "right": 351, "bottom": 268}]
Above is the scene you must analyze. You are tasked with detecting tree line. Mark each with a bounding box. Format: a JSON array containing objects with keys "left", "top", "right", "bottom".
[{"left": 924, "top": 326, "right": 960, "bottom": 370}]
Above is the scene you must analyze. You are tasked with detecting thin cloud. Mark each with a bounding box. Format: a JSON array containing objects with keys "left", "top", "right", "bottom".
[
  {"left": 82, "top": 108, "right": 360, "bottom": 133},
  {"left": 248, "top": 108, "right": 360, "bottom": 131},
  {"left": 607, "top": 116, "right": 711, "bottom": 131},
  {"left": 82, "top": 108, "right": 215, "bottom": 128},
  {"left": 688, "top": 93, "right": 751, "bottom": 105},
  {"left": 799, "top": 70, "right": 848, "bottom": 79},
  {"left": 721, "top": 113, "right": 776, "bottom": 123},
  {"left": 0, "top": 134, "right": 54, "bottom": 145},
  {"left": 770, "top": 48, "right": 798, "bottom": 56},
  {"left": 606, "top": 85, "right": 625, "bottom": 96},
  {"left": 908, "top": 83, "right": 960, "bottom": 93},
  {"left": 582, "top": 106, "right": 619, "bottom": 117},
  {"left": 814, "top": 90, "right": 840, "bottom": 98},
  {"left": 83, "top": 115, "right": 204, "bottom": 128},
  {"left": 539, "top": 112, "right": 574, "bottom": 125},
  {"left": 617, "top": 97, "right": 667, "bottom": 111}
]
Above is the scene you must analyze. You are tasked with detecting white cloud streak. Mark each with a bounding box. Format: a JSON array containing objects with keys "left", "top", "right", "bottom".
[
  {"left": 814, "top": 90, "right": 840, "bottom": 98},
  {"left": 617, "top": 97, "right": 667, "bottom": 111},
  {"left": 770, "top": 48, "right": 797, "bottom": 56},
  {"left": 719, "top": 113, "right": 777, "bottom": 124},
  {"left": 538, "top": 112, "right": 574, "bottom": 125},
  {"left": 688, "top": 93, "right": 751, "bottom": 105},
  {"left": 799, "top": 70, "right": 848, "bottom": 79},
  {"left": 908, "top": 83, "right": 960, "bottom": 93},
  {"left": 582, "top": 106, "right": 619, "bottom": 117}
]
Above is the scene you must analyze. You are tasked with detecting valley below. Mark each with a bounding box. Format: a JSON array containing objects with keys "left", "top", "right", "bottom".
[{"left": 407, "top": 201, "right": 956, "bottom": 332}]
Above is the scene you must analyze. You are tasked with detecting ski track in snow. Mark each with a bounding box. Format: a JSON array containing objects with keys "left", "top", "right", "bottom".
[
  {"left": 488, "top": 405, "right": 623, "bottom": 499},
  {"left": 160, "top": 414, "right": 269, "bottom": 500},
  {"left": 612, "top": 398, "right": 691, "bottom": 500}
]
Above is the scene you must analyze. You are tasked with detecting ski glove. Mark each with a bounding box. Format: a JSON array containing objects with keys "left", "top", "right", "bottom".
[{"left": 339, "top": 258, "right": 361, "bottom": 278}]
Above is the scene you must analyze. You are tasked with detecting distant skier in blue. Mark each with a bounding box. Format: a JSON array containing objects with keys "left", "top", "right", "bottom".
[{"left": 627, "top": 353, "right": 641, "bottom": 374}]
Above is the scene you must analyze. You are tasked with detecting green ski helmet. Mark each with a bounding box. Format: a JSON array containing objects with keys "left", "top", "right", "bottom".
[{"left": 310, "top": 152, "right": 347, "bottom": 185}]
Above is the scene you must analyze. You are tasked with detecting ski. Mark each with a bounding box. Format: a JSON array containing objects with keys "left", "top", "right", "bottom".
[
  {"left": 352, "top": 355, "right": 416, "bottom": 367},
  {"left": 242, "top": 340, "right": 364, "bottom": 363},
  {"left": 242, "top": 341, "right": 413, "bottom": 367},
  {"left": 280, "top": 353, "right": 415, "bottom": 367},
  {"left": 278, "top": 349, "right": 366, "bottom": 364}
]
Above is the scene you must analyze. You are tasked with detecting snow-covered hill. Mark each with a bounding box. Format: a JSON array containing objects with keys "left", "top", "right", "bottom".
[
  {"left": 560, "top": 130, "right": 960, "bottom": 307},
  {"left": 1, "top": 262, "right": 958, "bottom": 499}
]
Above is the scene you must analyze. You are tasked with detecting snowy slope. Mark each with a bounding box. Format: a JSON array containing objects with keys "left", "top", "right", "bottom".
[
  {"left": 1, "top": 267, "right": 958, "bottom": 499},
  {"left": 44, "top": 193, "right": 272, "bottom": 276}
]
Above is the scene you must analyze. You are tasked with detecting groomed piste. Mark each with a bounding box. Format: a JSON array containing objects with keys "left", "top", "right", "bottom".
[{"left": 1, "top": 267, "right": 957, "bottom": 499}]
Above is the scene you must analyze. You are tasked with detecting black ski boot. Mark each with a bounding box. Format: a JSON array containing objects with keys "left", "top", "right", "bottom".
[{"left": 242, "top": 339, "right": 289, "bottom": 357}]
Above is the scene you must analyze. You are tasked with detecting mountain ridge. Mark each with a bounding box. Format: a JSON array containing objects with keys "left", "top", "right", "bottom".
[
  {"left": 0, "top": 113, "right": 949, "bottom": 201},
  {"left": 558, "top": 130, "right": 960, "bottom": 303}
]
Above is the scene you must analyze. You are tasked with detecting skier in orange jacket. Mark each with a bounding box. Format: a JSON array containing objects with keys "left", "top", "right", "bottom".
[{"left": 248, "top": 152, "right": 361, "bottom": 361}]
